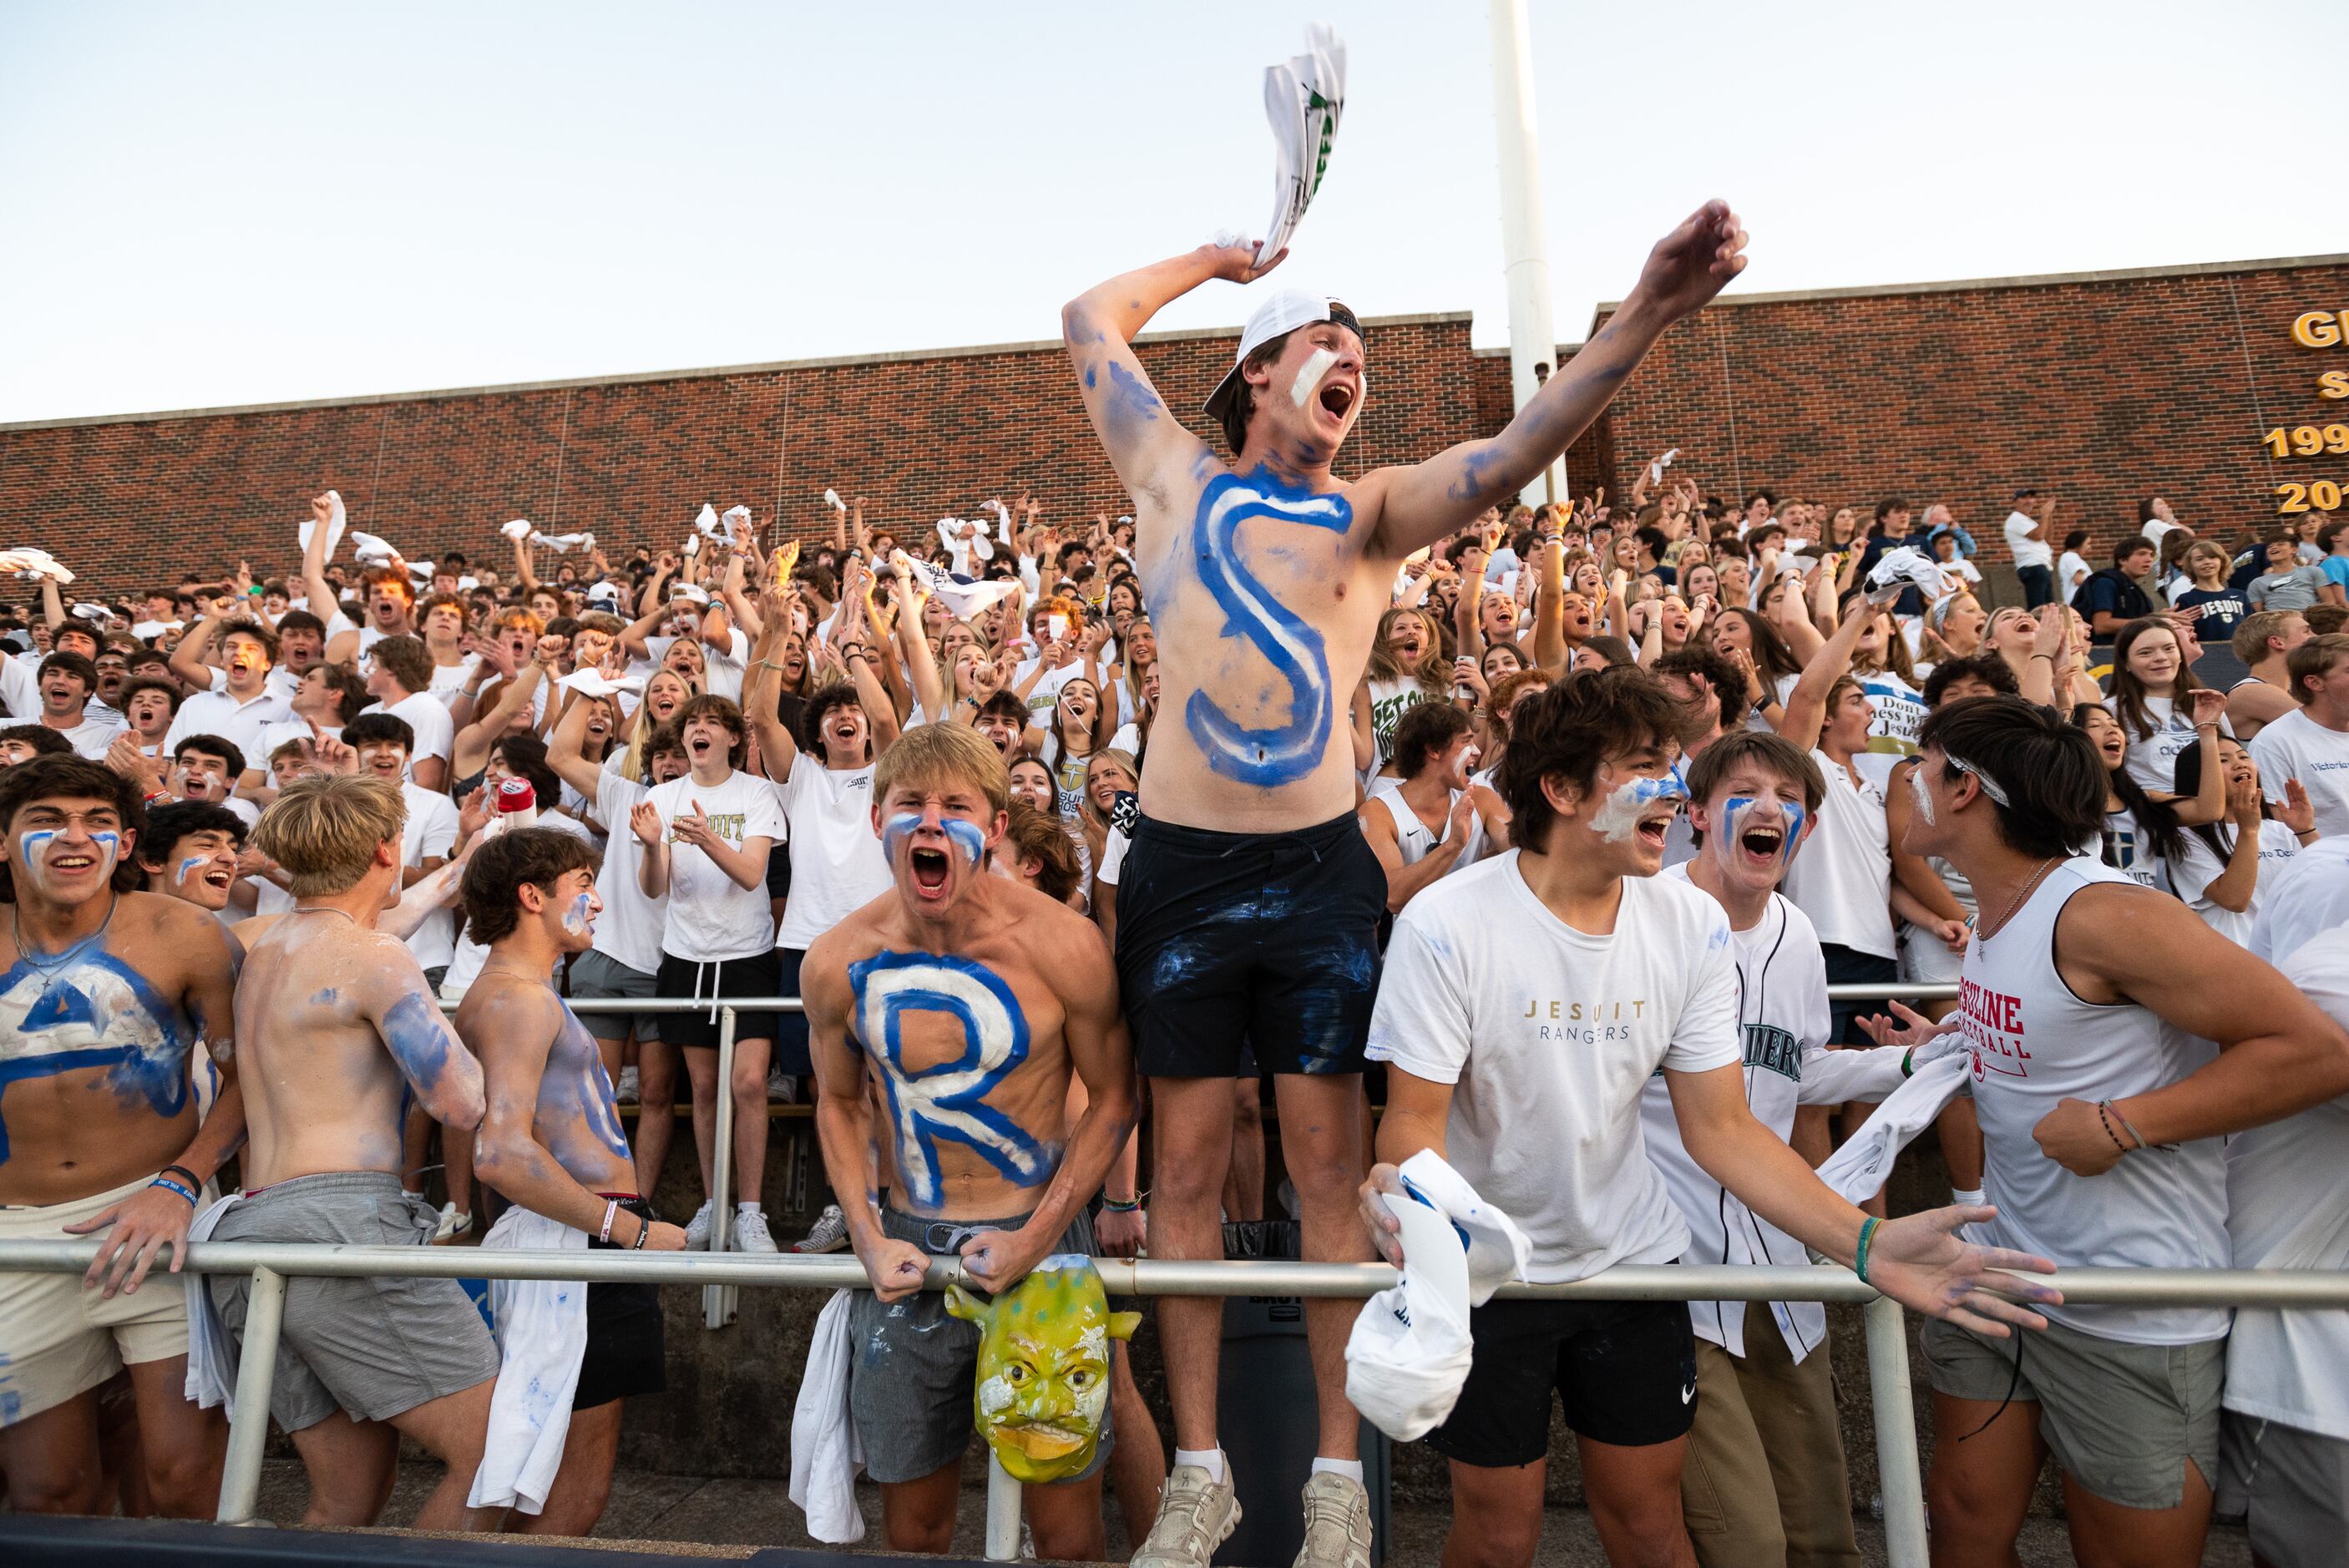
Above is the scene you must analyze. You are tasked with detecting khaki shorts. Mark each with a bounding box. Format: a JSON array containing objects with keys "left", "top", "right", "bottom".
[
  {"left": 1922, "top": 1315, "right": 2223, "bottom": 1510},
  {"left": 0, "top": 1174, "right": 194, "bottom": 1429}
]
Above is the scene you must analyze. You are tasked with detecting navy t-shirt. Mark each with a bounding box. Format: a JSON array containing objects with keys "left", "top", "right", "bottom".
[{"left": 2173, "top": 587, "right": 2249, "bottom": 645}]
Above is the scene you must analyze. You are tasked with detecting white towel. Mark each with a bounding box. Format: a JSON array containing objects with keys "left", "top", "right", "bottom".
[
  {"left": 349, "top": 531, "right": 404, "bottom": 569},
  {"left": 1253, "top": 25, "right": 1347, "bottom": 262},
  {"left": 894, "top": 551, "right": 1020, "bottom": 622},
  {"left": 467, "top": 1206, "right": 590, "bottom": 1515},
  {"left": 183, "top": 1192, "right": 245, "bottom": 1415},
  {"left": 296, "top": 491, "right": 347, "bottom": 560},
  {"left": 1865, "top": 545, "right": 1956, "bottom": 608},
  {"left": 501, "top": 518, "right": 534, "bottom": 541},
  {"left": 788, "top": 1287, "right": 867, "bottom": 1544},
  {"left": 1344, "top": 1151, "right": 1531, "bottom": 1441},
  {"left": 692, "top": 503, "right": 726, "bottom": 542},
  {"left": 559, "top": 669, "right": 647, "bottom": 699},
  {"left": 0, "top": 548, "right": 73, "bottom": 584},
  {"left": 529, "top": 531, "right": 595, "bottom": 554},
  {"left": 823, "top": 488, "right": 847, "bottom": 513},
  {"left": 1815, "top": 1050, "right": 1969, "bottom": 1204}
]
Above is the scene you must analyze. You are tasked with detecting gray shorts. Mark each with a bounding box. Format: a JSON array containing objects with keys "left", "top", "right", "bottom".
[
  {"left": 570, "top": 948, "right": 661, "bottom": 1044},
  {"left": 848, "top": 1206, "right": 1110, "bottom": 1486},
  {"left": 208, "top": 1171, "right": 501, "bottom": 1433},
  {"left": 1921, "top": 1315, "right": 2223, "bottom": 1510},
  {"left": 2216, "top": 1411, "right": 2349, "bottom": 1567}
]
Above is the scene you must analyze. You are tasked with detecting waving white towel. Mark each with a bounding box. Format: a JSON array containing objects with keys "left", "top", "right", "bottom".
[
  {"left": 529, "top": 531, "right": 596, "bottom": 554},
  {"left": 823, "top": 488, "right": 847, "bottom": 513},
  {"left": 349, "top": 531, "right": 404, "bottom": 569},
  {"left": 467, "top": 1206, "right": 590, "bottom": 1515},
  {"left": 1866, "top": 546, "right": 1956, "bottom": 608},
  {"left": 0, "top": 549, "right": 74, "bottom": 584},
  {"left": 789, "top": 1287, "right": 867, "bottom": 1543},
  {"left": 1345, "top": 1150, "right": 1531, "bottom": 1441},
  {"left": 1253, "top": 25, "right": 1347, "bottom": 262},
  {"left": 559, "top": 669, "right": 647, "bottom": 699},
  {"left": 692, "top": 503, "right": 726, "bottom": 542},
  {"left": 501, "top": 518, "right": 534, "bottom": 541},
  {"left": 297, "top": 491, "right": 347, "bottom": 559},
  {"left": 894, "top": 551, "right": 1020, "bottom": 621}
]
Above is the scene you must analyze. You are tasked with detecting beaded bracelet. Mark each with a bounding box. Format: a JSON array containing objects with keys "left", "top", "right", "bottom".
[
  {"left": 2094, "top": 1100, "right": 2134, "bottom": 1156},
  {"left": 149, "top": 1176, "right": 199, "bottom": 1206},
  {"left": 1854, "top": 1216, "right": 1881, "bottom": 1286}
]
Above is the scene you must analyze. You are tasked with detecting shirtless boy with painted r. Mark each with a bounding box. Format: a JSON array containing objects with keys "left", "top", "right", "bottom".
[
  {"left": 0, "top": 756, "right": 242, "bottom": 1517},
  {"left": 215, "top": 773, "right": 501, "bottom": 1532},
  {"left": 802, "top": 722, "right": 1138, "bottom": 1562}
]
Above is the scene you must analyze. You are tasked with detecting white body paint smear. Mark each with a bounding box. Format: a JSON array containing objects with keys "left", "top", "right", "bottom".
[{"left": 1290, "top": 347, "right": 1339, "bottom": 408}]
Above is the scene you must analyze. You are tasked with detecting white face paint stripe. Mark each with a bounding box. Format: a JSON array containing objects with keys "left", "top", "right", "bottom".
[
  {"left": 1910, "top": 764, "right": 1937, "bottom": 826},
  {"left": 1290, "top": 346, "right": 1339, "bottom": 409}
]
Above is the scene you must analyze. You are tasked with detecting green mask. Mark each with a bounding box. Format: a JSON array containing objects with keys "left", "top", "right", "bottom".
[{"left": 945, "top": 1254, "right": 1142, "bottom": 1483}]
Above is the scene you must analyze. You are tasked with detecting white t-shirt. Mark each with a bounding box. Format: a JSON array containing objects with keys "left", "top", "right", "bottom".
[
  {"left": 2002, "top": 509, "right": 2052, "bottom": 570},
  {"left": 2249, "top": 707, "right": 2349, "bottom": 839},
  {"left": 165, "top": 685, "right": 295, "bottom": 763},
  {"left": 2250, "top": 834, "right": 2349, "bottom": 962},
  {"left": 383, "top": 690, "right": 455, "bottom": 777},
  {"left": 2100, "top": 805, "right": 2175, "bottom": 894},
  {"left": 55, "top": 715, "right": 128, "bottom": 760},
  {"left": 438, "top": 810, "right": 599, "bottom": 1002},
  {"left": 1639, "top": 870, "right": 1909, "bottom": 1361},
  {"left": 1779, "top": 751, "right": 1894, "bottom": 958},
  {"left": 1012, "top": 658, "right": 1085, "bottom": 721},
  {"left": 586, "top": 762, "right": 667, "bottom": 975},
  {"left": 1857, "top": 671, "right": 1925, "bottom": 761},
  {"left": 645, "top": 768, "right": 782, "bottom": 962},
  {"left": 2221, "top": 924, "right": 2349, "bottom": 1439},
  {"left": 2058, "top": 549, "right": 2093, "bottom": 597},
  {"left": 2104, "top": 694, "right": 2207, "bottom": 798},
  {"left": 1365, "top": 852, "right": 1740, "bottom": 1283},
  {"left": 2167, "top": 819, "right": 2299, "bottom": 948},
  {"left": 770, "top": 757, "right": 890, "bottom": 951},
  {"left": 399, "top": 781, "right": 463, "bottom": 971}
]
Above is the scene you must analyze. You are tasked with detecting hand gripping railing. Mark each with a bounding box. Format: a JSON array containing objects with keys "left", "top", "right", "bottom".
[{"left": 5, "top": 1235, "right": 2346, "bottom": 1566}]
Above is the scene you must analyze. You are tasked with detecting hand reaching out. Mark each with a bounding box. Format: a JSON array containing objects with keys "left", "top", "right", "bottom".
[
  {"left": 629, "top": 800, "right": 664, "bottom": 850},
  {"left": 2279, "top": 778, "right": 2317, "bottom": 836}
]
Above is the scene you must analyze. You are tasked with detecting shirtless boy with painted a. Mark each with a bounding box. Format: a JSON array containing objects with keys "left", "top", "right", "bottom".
[{"left": 0, "top": 756, "right": 242, "bottom": 1517}]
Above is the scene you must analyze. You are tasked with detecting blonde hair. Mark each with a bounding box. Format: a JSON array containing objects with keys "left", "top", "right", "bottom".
[
  {"left": 251, "top": 774, "right": 407, "bottom": 897},
  {"left": 873, "top": 721, "right": 1010, "bottom": 818}
]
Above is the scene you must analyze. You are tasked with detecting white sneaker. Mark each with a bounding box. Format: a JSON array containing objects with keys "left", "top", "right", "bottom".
[
  {"left": 1131, "top": 1463, "right": 1241, "bottom": 1567},
  {"left": 615, "top": 1065, "right": 639, "bottom": 1105},
  {"left": 433, "top": 1201, "right": 470, "bottom": 1242},
  {"left": 684, "top": 1199, "right": 715, "bottom": 1250},
  {"left": 794, "top": 1203, "right": 850, "bottom": 1253},
  {"left": 732, "top": 1208, "right": 779, "bottom": 1252},
  {"left": 1293, "top": 1472, "right": 1373, "bottom": 1568},
  {"left": 765, "top": 1067, "right": 799, "bottom": 1103}
]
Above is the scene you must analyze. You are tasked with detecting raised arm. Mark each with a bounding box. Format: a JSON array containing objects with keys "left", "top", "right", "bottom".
[
  {"left": 168, "top": 607, "right": 230, "bottom": 691},
  {"left": 742, "top": 584, "right": 804, "bottom": 781},
  {"left": 546, "top": 685, "right": 608, "bottom": 804},
  {"left": 1374, "top": 204, "right": 1747, "bottom": 559},
  {"left": 1529, "top": 539, "right": 1568, "bottom": 673},
  {"left": 1779, "top": 599, "right": 1871, "bottom": 751},
  {"left": 1061, "top": 241, "right": 1284, "bottom": 499},
  {"left": 889, "top": 559, "right": 945, "bottom": 724}
]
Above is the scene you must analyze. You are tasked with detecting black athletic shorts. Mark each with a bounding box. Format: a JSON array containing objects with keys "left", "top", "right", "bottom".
[
  {"left": 655, "top": 948, "right": 782, "bottom": 1050},
  {"left": 1114, "top": 811, "right": 1383, "bottom": 1078},
  {"left": 575, "top": 1200, "right": 667, "bottom": 1412},
  {"left": 1427, "top": 1296, "right": 1698, "bottom": 1465}
]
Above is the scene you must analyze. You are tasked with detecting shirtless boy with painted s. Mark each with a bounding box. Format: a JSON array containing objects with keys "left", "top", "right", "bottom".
[
  {"left": 1061, "top": 202, "right": 1749, "bottom": 1565},
  {"left": 214, "top": 773, "right": 500, "bottom": 1532},
  {"left": 459, "top": 827, "right": 685, "bottom": 1535},
  {"left": 803, "top": 722, "right": 1137, "bottom": 1562},
  {"left": 0, "top": 756, "right": 242, "bottom": 1517}
]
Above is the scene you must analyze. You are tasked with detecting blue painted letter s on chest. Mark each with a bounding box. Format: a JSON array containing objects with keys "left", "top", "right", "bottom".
[{"left": 1183, "top": 472, "right": 1354, "bottom": 788}]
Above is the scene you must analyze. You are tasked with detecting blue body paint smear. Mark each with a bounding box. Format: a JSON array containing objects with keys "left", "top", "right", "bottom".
[
  {"left": 381, "top": 989, "right": 453, "bottom": 1091},
  {"left": 941, "top": 818, "right": 985, "bottom": 866},
  {"left": 1182, "top": 470, "right": 1354, "bottom": 787},
  {"left": 847, "top": 949, "right": 1049, "bottom": 1208},
  {"left": 1100, "top": 362, "right": 1162, "bottom": 447},
  {"left": 555, "top": 1006, "right": 630, "bottom": 1162},
  {"left": 0, "top": 944, "right": 190, "bottom": 1164}
]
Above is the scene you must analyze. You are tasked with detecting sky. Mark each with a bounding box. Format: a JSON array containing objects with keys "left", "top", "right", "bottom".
[{"left": 1, "top": 1, "right": 2341, "bottom": 425}]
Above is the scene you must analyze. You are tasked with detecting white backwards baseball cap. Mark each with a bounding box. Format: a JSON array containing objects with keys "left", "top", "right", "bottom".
[{"left": 1203, "top": 291, "right": 1366, "bottom": 427}]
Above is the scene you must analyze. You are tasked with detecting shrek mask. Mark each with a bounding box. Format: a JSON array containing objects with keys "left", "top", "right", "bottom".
[{"left": 945, "top": 1254, "right": 1141, "bottom": 1483}]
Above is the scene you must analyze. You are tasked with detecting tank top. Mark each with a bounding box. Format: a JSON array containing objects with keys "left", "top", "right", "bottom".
[
  {"left": 1958, "top": 857, "right": 2229, "bottom": 1343},
  {"left": 1365, "top": 776, "right": 1461, "bottom": 867}
]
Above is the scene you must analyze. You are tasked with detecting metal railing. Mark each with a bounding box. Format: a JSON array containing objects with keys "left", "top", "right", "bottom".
[
  {"left": 503, "top": 987, "right": 1957, "bottom": 1326},
  {"left": 3, "top": 1237, "right": 2347, "bottom": 1566}
]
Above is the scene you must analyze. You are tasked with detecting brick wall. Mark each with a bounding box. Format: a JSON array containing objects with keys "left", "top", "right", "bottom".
[
  {"left": 0, "top": 314, "right": 1481, "bottom": 600},
  {"left": 5, "top": 255, "right": 2345, "bottom": 600},
  {"left": 1554, "top": 256, "right": 2349, "bottom": 560}
]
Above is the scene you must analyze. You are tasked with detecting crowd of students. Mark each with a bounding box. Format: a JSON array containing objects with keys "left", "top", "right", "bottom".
[{"left": 5, "top": 201, "right": 2348, "bottom": 1568}]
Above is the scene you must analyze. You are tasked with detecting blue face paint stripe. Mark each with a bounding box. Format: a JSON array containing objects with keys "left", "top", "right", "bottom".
[
  {"left": 942, "top": 818, "right": 985, "bottom": 866},
  {"left": 1182, "top": 473, "right": 1354, "bottom": 787}
]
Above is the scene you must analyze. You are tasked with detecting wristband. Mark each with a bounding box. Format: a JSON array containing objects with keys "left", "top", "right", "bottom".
[
  {"left": 2094, "top": 1100, "right": 2134, "bottom": 1155},
  {"left": 160, "top": 1163, "right": 202, "bottom": 1190},
  {"left": 631, "top": 1212, "right": 651, "bottom": 1249},
  {"left": 1854, "top": 1215, "right": 1881, "bottom": 1286},
  {"left": 1101, "top": 1195, "right": 1142, "bottom": 1213},
  {"left": 2109, "top": 1101, "right": 2167, "bottom": 1152},
  {"left": 599, "top": 1200, "right": 619, "bottom": 1244},
  {"left": 149, "top": 1176, "right": 199, "bottom": 1206},
  {"left": 1900, "top": 1047, "right": 1915, "bottom": 1080}
]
